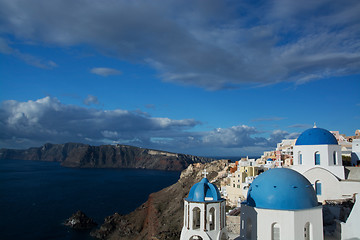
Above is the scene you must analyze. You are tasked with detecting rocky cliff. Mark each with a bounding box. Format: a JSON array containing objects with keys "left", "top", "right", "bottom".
[
  {"left": 0, "top": 143, "right": 214, "bottom": 171},
  {"left": 0, "top": 142, "right": 86, "bottom": 162},
  {"left": 90, "top": 160, "right": 230, "bottom": 240}
]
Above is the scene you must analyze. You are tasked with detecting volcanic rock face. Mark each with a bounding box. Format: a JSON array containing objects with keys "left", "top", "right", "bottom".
[
  {"left": 90, "top": 160, "right": 230, "bottom": 240},
  {"left": 0, "top": 143, "right": 214, "bottom": 171},
  {"left": 0, "top": 143, "right": 86, "bottom": 162},
  {"left": 64, "top": 210, "right": 98, "bottom": 230}
]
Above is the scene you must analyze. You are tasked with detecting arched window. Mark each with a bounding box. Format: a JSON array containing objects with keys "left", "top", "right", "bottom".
[
  {"left": 315, "top": 181, "right": 322, "bottom": 195},
  {"left": 298, "top": 151, "right": 302, "bottom": 165},
  {"left": 333, "top": 151, "right": 337, "bottom": 165},
  {"left": 192, "top": 207, "right": 201, "bottom": 230},
  {"left": 272, "top": 222, "right": 280, "bottom": 240},
  {"left": 304, "top": 222, "right": 311, "bottom": 240},
  {"left": 246, "top": 218, "right": 252, "bottom": 239},
  {"left": 209, "top": 207, "right": 215, "bottom": 230},
  {"left": 315, "top": 152, "right": 320, "bottom": 165},
  {"left": 190, "top": 236, "right": 203, "bottom": 240}
]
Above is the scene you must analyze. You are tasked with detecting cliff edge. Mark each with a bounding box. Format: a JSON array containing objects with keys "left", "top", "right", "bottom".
[{"left": 0, "top": 143, "right": 214, "bottom": 171}]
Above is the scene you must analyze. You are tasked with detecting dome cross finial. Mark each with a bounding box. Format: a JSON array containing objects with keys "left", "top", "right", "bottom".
[
  {"left": 202, "top": 169, "right": 208, "bottom": 178},
  {"left": 313, "top": 122, "right": 317, "bottom": 128}
]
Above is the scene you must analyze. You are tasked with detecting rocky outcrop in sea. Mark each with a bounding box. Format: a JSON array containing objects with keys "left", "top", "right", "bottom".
[{"left": 64, "top": 210, "right": 98, "bottom": 230}]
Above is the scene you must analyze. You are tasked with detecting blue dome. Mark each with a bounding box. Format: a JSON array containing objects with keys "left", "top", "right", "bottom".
[
  {"left": 296, "top": 127, "right": 338, "bottom": 145},
  {"left": 246, "top": 168, "right": 318, "bottom": 210},
  {"left": 186, "top": 178, "right": 222, "bottom": 202}
]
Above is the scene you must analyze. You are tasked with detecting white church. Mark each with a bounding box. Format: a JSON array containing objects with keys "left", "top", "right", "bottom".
[
  {"left": 291, "top": 126, "right": 360, "bottom": 202},
  {"left": 238, "top": 126, "right": 360, "bottom": 240},
  {"left": 239, "top": 167, "right": 324, "bottom": 240},
  {"left": 180, "top": 170, "right": 228, "bottom": 240}
]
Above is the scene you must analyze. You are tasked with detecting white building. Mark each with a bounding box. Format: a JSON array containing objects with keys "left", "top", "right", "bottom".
[
  {"left": 351, "top": 139, "right": 360, "bottom": 166},
  {"left": 226, "top": 165, "right": 260, "bottom": 207},
  {"left": 239, "top": 168, "right": 323, "bottom": 240},
  {"left": 276, "top": 139, "right": 296, "bottom": 156},
  {"left": 331, "top": 131, "right": 352, "bottom": 157},
  {"left": 291, "top": 127, "right": 360, "bottom": 202},
  {"left": 292, "top": 127, "right": 345, "bottom": 179},
  {"left": 276, "top": 139, "right": 296, "bottom": 165},
  {"left": 334, "top": 194, "right": 360, "bottom": 240},
  {"left": 180, "top": 171, "right": 228, "bottom": 240}
]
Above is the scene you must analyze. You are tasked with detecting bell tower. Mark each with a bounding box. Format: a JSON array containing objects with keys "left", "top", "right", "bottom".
[{"left": 180, "top": 170, "right": 228, "bottom": 240}]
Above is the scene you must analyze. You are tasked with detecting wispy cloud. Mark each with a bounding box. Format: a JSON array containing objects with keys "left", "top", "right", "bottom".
[
  {"left": 252, "top": 117, "right": 285, "bottom": 122},
  {"left": 83, "top": 95, "right": 99, "bottom": 106},
  {"left": 145, "top": 104, "right": 156, "bottom": 110},
  {"left": 288, "top": 124, "right": 313, "bottom": 129},
  {"left": 0, "top": 0, "right": 358, "bottom": 89},
  {"left": 0, "top": 37, "right": 57, "bottom": 69},
  {"left": 90, "top": 67, "right": 122, "bottom": 77}
]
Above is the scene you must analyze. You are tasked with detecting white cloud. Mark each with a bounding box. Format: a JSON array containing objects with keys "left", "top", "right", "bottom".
[
  {"left": 101, "top": 130, "right": 119, "bottom": 138},
  {"left": 90, "top": 67, "right": 122, "bottom": 77},
  {"left": 0, "top": 97, "right": 198, "bottom": 149},
  {"left": 201, "top": 125, "right": 260, "bottom": 147},
  {"left": 0, "top": 97, "right": 293, "bottom": 155},
  {"left": 267, "top": 130, "right": 299, "bottom": 146}
]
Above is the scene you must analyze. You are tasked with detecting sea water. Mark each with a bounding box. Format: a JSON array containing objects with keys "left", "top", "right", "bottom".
[{"left": 0, "top": 159, "right": 180, "bottom": 240}]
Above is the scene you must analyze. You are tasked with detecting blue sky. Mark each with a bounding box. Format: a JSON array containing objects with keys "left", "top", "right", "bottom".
[{"left": 0, "top": 0, "right": 359, "bottom": 156}]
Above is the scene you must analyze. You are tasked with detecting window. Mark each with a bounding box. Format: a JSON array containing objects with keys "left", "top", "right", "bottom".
[
  {"left": 333, "top": 151, "right": 337, "bottom": 165},
  {"left": 184, "top": 205, "right": 187, "bottom": 227},
  {"left": 209, "top": 208, "right": 215, "bottom": 230},
  {"left": 299, "top": 152, "right": 302, "bottom": 165},
  {"left": 315, "top": 181, "right": 322, "bottom": 195},
  {"left": 221, "top": 205, "right": 225, "bottom": 228},
  {"left": 304, "top": 222, "right": 311, "bottom": 240},
  {"left": 192, "top": 207, "right": 201, "bottom": 230},
  {"left": 237, "top": 185, "right": 240, "bottom": 188},
  {"left": 246, "top": 218, "right": 252, "bottom": 239},
  {"left": 315, "top": 152, "right": 320, "bottom": 165},
  {"left": 190, "top": 236, "right": 203, "bottom": 240},
  {"left": 272, "top": 223, "right": 280, "bottom": 240}
]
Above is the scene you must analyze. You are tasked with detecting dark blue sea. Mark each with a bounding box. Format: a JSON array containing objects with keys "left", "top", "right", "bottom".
[{"left": 0, "top": 159, "right": 180, "bottom": 240}]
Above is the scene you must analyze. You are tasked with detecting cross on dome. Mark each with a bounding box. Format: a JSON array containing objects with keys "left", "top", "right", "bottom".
[
  {"left": 313, "top": 122, "right": 317, "bottom": 128},
  {"left": 202, "top": 169, "right": 208, "bottom": 178}
]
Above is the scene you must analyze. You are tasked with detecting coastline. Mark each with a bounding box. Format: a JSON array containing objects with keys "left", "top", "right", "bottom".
[{"left": 0, "top": 159, "right": 180, "bottom": 240}]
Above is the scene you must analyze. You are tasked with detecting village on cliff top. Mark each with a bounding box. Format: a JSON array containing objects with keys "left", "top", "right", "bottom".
[{"left": 179, "top": 126, "right": 360, "bottom": 240}]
